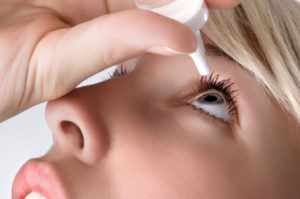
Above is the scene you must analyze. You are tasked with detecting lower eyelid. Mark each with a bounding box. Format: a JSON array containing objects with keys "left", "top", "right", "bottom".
[
  {"left": 176, "top": 103, "right": 234, "bottom": 130},
  {"left": 189, "top": 104, "right": 230, "bottom": 124}
]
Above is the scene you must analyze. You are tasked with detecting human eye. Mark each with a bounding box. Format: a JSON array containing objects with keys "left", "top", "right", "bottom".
[
  {"left": 185, "top": 73, "right": 239, "bottom": 124},
  {"left": 109, "top": 65, "right": 238, "bottom": 124},
  {"left": 189, "top": 91, "right": 230, "bottom": 121}
]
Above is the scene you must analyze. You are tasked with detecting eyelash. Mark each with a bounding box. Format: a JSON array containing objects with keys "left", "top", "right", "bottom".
[
  {"left": 110, "top": 64, "right": 128, "bottom": 78},
  {"left": 110, "top": 65, "right": 239, "bottom": 123},
  {"left": 190, "top": 73, "right": 239, "bottom": 123}
]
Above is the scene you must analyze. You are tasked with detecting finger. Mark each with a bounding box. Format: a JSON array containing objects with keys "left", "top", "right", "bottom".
[
  {"left": 206, "top": 0, "right": 242, "bottom": 9},
  {"left": 30, "top": 9, "right": 197, "bottom": 101},
  {"left": 29, "top": 0, "right": 242, "bottom": 25},
  {"left": 29, "top": 0, "right": 108, "bottom": 25}
]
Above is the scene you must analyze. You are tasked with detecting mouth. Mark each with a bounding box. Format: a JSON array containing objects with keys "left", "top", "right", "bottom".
[{"left": 12, "top": 159, "right": 69, "bottom": 199}]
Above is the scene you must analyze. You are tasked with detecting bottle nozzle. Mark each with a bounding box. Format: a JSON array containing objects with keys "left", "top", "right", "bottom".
[{"left": 189, "top": 31, "right": 211, "bottom": 76}]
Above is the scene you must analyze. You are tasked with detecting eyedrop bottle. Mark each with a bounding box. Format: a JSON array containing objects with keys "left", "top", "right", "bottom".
[{"left": 135, "top": 0, "right": 211, "bottom": 76}]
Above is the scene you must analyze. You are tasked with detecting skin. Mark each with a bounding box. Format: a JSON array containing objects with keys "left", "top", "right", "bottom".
[
  {"left": 38, "top": 36, "right": 300, "bottom": 198},
  {"left": 0, "top": 0, "right": 241, "bottom": 122}
]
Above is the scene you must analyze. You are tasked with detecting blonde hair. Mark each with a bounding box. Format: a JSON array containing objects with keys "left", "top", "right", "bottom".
[{"left": 202, "top": 0, "right": 300, "bottom": 124}]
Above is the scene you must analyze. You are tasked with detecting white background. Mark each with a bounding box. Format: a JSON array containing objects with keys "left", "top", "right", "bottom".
[{"left": 0, "top": 67, "right": 115, "bottom": 199}]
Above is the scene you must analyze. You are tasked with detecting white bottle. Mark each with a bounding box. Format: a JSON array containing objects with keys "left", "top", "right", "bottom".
[{"left": 136, "top": 0, "right": 211, "bottom": 76}]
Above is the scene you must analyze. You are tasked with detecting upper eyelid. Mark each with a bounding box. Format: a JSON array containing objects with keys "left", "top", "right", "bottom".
[{"left": 110, "top": 64, "right": 239, "bottom": 127}]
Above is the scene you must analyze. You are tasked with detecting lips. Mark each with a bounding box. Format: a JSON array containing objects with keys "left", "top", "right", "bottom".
[{"left": 12, "top": 159, "right": 69, "bottom": 199}]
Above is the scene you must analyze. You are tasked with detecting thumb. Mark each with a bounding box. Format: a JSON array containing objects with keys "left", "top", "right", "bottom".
[{"left": 30, "top": 9, "right": 197, "bottom": 101}]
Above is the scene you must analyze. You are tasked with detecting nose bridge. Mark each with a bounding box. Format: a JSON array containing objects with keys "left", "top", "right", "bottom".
[{"left": 46, "top": 91, "right": 110, "bottom": 166}]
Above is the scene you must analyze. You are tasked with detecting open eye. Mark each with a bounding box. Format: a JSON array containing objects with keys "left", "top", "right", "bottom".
[{"left": 189, "top": 90, "right": 229, "bottom": 121}]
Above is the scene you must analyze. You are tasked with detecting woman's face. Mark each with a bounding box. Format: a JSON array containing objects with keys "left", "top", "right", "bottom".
[{"left": 13, "top": 39, "right": 300, "bottom": 199}]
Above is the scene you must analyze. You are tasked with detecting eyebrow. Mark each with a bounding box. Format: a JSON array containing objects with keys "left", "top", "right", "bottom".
[{"left": 204, "top": 44, "right": 235, "bottom": 62}]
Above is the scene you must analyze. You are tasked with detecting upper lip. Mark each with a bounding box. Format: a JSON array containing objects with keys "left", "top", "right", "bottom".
[{"left": 12, "top": 159, "right": 69, "bottom": 199}]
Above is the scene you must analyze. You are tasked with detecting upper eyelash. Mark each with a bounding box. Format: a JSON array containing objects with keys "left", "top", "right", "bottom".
[{"left": 110, "top": 65, "right": 239, "bottom": 124}]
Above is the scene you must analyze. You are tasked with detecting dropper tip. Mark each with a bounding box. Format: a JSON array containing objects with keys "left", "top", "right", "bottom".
[
  {"left": 189, "top": 52, "right": 211, "bottom": 76},
  {"left": 189, "top": 30, "right": 211, "bottom": 76}
]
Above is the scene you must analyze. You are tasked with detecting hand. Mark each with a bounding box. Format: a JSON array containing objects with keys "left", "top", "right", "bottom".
[{"left": 0, "top": 0, "right": 241, "bottom": 122}]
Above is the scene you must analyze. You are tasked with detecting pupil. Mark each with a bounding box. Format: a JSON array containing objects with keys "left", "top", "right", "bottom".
[
  {"left": 199, "top": 93, "right": 224, "bottom": 104},
  {"left": 204, "top": 95, "right": 218, "bottom": 102}
]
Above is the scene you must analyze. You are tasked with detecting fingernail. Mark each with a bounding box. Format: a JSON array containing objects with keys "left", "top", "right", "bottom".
[{"left": 146, "top": 46, "right": 191, "bottom": 56}]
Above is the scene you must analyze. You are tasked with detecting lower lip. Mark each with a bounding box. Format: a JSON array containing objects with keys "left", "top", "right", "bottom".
[{"left": 12, "top": 160, "right": 68, "bottom": 199}]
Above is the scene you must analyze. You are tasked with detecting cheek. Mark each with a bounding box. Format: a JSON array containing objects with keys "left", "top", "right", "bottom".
[
  {"left": 108, "top": 137, "right": 261, "bottom": 199},
  {"left": 106, "top": 107, "right": 260, "bottom": 199},
  {"left": 229, "top": 69, "right": 300, "bottom": 194}
]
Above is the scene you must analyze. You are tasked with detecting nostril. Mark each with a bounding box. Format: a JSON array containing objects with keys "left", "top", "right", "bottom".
[{"left": 60, "top": 121, "right": 84, "bottom": 149}]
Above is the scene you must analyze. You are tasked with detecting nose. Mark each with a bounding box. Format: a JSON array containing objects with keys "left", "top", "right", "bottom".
[{"left": 45, "top": 88, "right": 110, "bottom": 165}]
